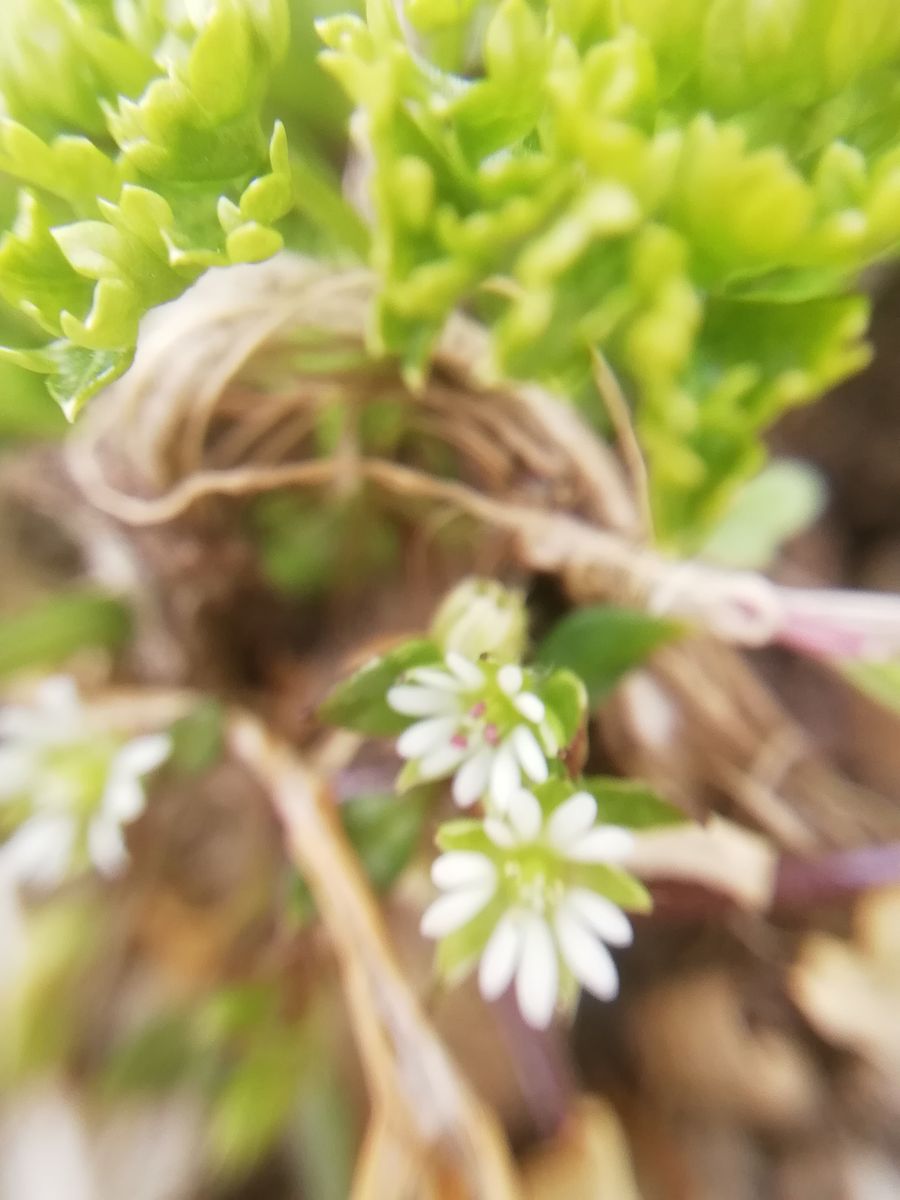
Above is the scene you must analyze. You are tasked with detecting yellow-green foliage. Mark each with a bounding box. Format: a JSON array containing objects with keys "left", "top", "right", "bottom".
[
  {"left": 320, "top": 0, "right": 900, "bottom": 540},
  {"left": 0, "top": 0, "right": 292, "bottom": 417}
]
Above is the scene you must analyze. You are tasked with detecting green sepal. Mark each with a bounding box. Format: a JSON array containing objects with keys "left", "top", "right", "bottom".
[
  {"left": 579, "top": 777, "right": 688, "bottom": 829},
  {"left": 435, "top": 894, "right": 506, "bottom": 984},
  {"left": 537, "top": 667, "right": 587, "bottom": 747},
  {"left": 435, "top": 818, "right": 488, "bottom": 854},
  {"left": 575, "top": 863, "right": 653, "bottom": 913}
]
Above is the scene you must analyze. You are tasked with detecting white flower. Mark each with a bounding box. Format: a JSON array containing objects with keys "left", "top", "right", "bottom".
[
  {"left": 0, "top": 677, "right": 171, "bottom": 888},
  {"left": 421, "top": 787, "right": 636, "bottom": 1029},
  {"left": 387, "top": 653, "right": 555, "bottom": 809}
]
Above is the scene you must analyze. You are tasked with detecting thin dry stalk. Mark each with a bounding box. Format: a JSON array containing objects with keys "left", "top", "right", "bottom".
[{"left": 228, "top": 713, "right": 523, "bottom": 1200}]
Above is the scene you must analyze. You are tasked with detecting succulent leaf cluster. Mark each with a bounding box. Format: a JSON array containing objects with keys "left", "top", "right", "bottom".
[
  {"left": 320, "top": 0, "right": 900, "bottom": 539},
  {"left": 0, "top": 0, "right": 292, "bottom": 416}
]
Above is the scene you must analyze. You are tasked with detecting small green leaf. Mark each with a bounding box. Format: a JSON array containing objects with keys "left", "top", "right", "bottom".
[
  {"left": 289, "top": 787, "right": 431, "bottom": 920},
  {"left": 700, "top": 459, "right": 826, "bottom": 569},
  {"left": 208, "top": 1036, "right": 302, "bottom": 1173},
  {"left": 188, "top": 3, "right": 254, "bottom": 122},
  {"left": 536, "top": 606, "right": 682, "bottom": 703},
  {"left": 0, "top": 590, "right": 130, "bottom": 678},
  {"left": 43, "top": 341, "right": 131, "bottom": 420},
  {"left": 101, "top": 1013, "right": 194, "bottom": 1096},
  {"left": 341, "top": 789, "right": 429, "bottom": 892},
  {"left": 580, "top": 777, "right": 688, "bottom": 829},
  {"left": 840, "top": 659, "right": 900, "bottom": 717},
  {"left": 318, "top": 638, "right": 442, "bottom": 735},
  {"left": 168, "top": 700, "right": 226, "bottom": 775}
]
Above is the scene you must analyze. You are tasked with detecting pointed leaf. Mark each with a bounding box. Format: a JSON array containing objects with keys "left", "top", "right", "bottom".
[
  {"left": 318, "top": 638, "right": 443, "bottom": 735},
  {"left": 537, "top": 607, "right": 682, "bottom": 703},
  {"left": 580, "top": 777, "right": 688, "bottom": 829}
]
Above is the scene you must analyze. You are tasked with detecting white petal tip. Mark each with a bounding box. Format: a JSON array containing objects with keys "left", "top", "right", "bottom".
[
  {"left": 497, "top": 664, "right": 523, "bottom": 696},
  {"left": 514, "top": 692, "right": 546, "bottom": 724}
]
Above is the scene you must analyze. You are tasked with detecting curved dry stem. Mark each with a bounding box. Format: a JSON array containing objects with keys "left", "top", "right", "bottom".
[{"left": 66, "top": 254, "right": 900, "bottom": 658}]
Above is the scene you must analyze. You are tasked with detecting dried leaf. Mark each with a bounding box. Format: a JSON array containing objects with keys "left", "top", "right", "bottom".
[
  {"left": 625, "top": 817, "right": 778, "bottom": 910},
  {"left": 522, "top": 1097, "right": 643, "bottom": 1200},
  {"left": 790, "top": 887, "right": 900, "bottom": 1070},
  {"left": 630, "top": 971, "right": 822, "bottom": 1128}
]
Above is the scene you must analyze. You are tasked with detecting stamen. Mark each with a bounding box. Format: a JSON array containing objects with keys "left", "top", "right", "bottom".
[
  {"left": 484, "top": 723, "right": 500, "bottom": 746},
  {"left": 469, "top": 701, "right": 486, "bottom": 718},
  {"left": 450, "top": 732, "right": 469, "bottom": 749}
]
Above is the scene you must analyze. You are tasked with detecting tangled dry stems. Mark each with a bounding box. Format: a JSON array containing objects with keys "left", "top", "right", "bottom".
[
  {"left": 23, "top": 252, "right": 895, "bottom": 1194},
  {"left": 61, "top": 254, "right": 900, "bottom": 853}
]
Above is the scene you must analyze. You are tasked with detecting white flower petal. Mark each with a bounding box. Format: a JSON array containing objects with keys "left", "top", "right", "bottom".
[
  {"left": 387, "top": 686, "right": 460, "bottom": 717},
  {"left": 563, "top": 889, "right": 633, "bottom": 947},
  {"left": 0, "top": 706, "right": 49, "bottom": 743},
  {"left": 511, "top": 725, "right": 549, "bottom": 784},
  {"left": 407, "top": 667, "right": 464, "bottom": 692},
  {"left": 489, "top": 740, "right": 520, "bottom": 809},
  {"left": 497, "top": 664, "right": 523, "bottom": 696},
  {"left": 101, "top": 773, "right": 146, "bottom": 824},
  {"left": 111, "top": 733, "right": 171, "bottom": 778},
  {"left": 0, "top": 747, "right": 35, "bottom": 799},
  {"left": 547, "top": 791, "right": 598, "bottom": 849},
  {"left": 554, "top": 907, "right": 620, "bottom": 1001},
  {"left": 478, "top": 911, "right": 524, "bottom": 1001},
  {"left": 515, "top": 914, "right": 559, "bottom": 1029},
  {"left": 396, "top": 716, "right": 458, "bottom": 759},
  {"left": 484, "top": 817, "right": 516, "bottom": 848},
  {"left": 452, "top": 746, "right": 493, "bottom": 807},
  {"left": 420, "top": 884, "right": 494, "bottom": 938},
  {"left": 36, "top": 676, "right": 81, "bottom": 715},
  {"left": 514, "top": 692, "right": 545, "bottom": 723},
  {"left": 1, "top": 814, "right": 75, "bottom": 889},
  {"left": 431, "top": 851, "right": 495, "bottom": 891},
  {"left": 417, "top": 742, "right": 469, "bottom": 780},
  {"left": 445, "top": 652, "right": 484, "bottom": 689},
  {"left": 565, "top": 826, "right": 635, "bottom": 863},
  {"left": 87, "top": 817, "right": 129, "bottom": 878},
  {"left": 507, "top": 788, "right": 543, "bottom": 843}
]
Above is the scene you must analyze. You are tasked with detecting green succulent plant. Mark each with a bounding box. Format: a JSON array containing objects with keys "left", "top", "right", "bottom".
[
  {"left": 2, "top": 0, "right": 899, "bottom": 545},
  {"left": 319, "top": 0, "right": 900, "bottom": 541}
]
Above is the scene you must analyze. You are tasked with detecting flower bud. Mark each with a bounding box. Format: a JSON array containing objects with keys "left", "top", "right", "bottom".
[{"left": 431, "top": 578, "right": 528, "bottom": 662}]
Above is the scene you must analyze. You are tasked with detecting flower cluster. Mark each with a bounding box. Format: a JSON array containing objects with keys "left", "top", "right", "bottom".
[
  {"left": 0, "top": 677, "right": 171, "bottom": 888},
  {"left": 321, "top": 579, "right": 683, "bottom": 1029},
  {"left": 385, "top": 644, "right": 652, "bottom": 1027}
]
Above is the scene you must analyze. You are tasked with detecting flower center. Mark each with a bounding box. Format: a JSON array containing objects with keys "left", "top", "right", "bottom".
[
  {"left": 41, "top": 742, "right": 116, "bottom": 816},
  {"left": 503, "top": 850, "right": 565, "bottom": 916},
  {"left": 453, "top": 667, "right": 532, "bottom": 747}
]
